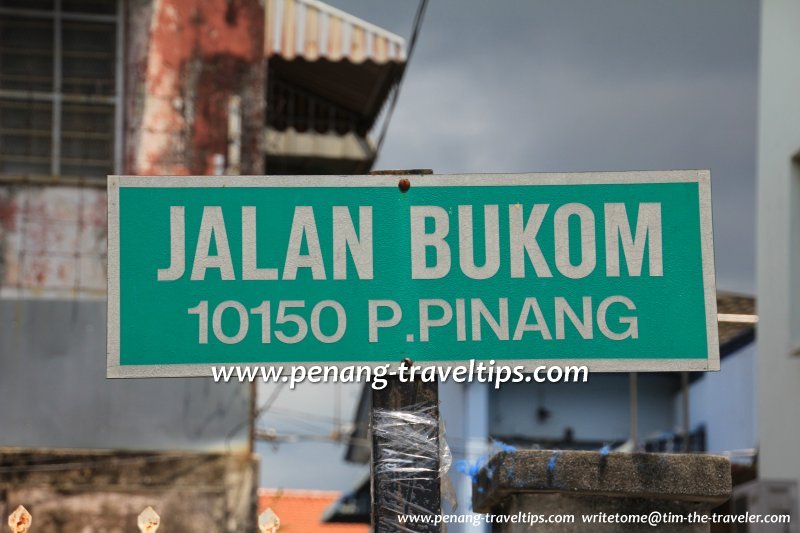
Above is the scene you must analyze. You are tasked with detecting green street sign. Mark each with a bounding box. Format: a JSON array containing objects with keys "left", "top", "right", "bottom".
[{"left": 107, "top": 171, "right": 718, "bottom": 377}]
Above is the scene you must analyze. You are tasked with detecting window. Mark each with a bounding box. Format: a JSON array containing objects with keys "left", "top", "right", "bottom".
[{"left": 0, "top": 0, "right": 121, "bottom": 180}]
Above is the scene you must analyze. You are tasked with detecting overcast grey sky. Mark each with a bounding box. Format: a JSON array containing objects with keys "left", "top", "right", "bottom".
[
  {"left": 259, "top": 0, "right": 760, "bottom": 491},
  {"left": 347, "top": 0, "right": 759, "bottom": 293}
]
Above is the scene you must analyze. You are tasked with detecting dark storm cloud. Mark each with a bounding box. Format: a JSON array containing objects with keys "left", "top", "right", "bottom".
[{"left": 337, "top": 0, "right": 759, "bottom": 292}]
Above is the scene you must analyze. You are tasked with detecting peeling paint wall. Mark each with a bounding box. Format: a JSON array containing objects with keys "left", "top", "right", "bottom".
[
  {"left": 0, "top": 0, "right": 266, "bottom": 298},
  {"left": 126, "top": 0, "right": 265, "bottom": 176},
  {"left": 0, "top": 186, "right": 106, "bottom": 298},
  {"left": 0, "top": 0, "right": 262, "bottom": 452},
  {"left": 0, "top": 450, "right": 258, "bottom": 532}
]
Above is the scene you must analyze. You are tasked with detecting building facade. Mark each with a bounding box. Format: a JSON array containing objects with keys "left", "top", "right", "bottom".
[
  {"left": 756, "top": 0, "right": 800, "bottom": 513},
  {"left": 0, "top": 0, "right": 404, "bottom": 528}
]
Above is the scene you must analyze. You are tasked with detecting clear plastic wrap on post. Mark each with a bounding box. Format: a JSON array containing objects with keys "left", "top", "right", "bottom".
[{"left": 372, "top": 401, "right": 452, "bottom": 531}]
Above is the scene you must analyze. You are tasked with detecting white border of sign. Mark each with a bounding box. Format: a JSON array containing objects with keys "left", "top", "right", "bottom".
[{"left": 107, "top": 170, "right": 718, "bottom": 378}]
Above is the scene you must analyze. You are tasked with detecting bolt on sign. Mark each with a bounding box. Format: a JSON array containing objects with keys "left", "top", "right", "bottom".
[{"left": 107, "top": 171, "right": 718, "bottom": 377}]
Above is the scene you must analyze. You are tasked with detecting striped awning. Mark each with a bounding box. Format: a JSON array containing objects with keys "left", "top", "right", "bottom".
[{"left": 265, "top": 0, "right": 406, "bottom": 63}]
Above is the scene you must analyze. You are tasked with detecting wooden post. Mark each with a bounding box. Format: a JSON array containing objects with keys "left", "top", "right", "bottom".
[
  {"left": 372, "top": 375, "right": 441, "bottom": 532},
  {"left": 629, "top": 372, "right": 638, "bottom": 449},
  {"left": 368, "top": 169, "right": 441, "bottom": 532},
  {"left": 681, "top": 371, "right": 690, "bottom": 451}
]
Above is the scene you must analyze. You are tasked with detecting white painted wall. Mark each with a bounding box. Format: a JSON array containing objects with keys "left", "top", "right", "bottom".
[
  {"left": 675, "top": 343, "right": 757, "bottom": 453},
  {"left": 756, "top": 0, "right": 800, "bottom": 499},
  {"left": 0, "top": 300, "right": 250, "bottom": 451}
]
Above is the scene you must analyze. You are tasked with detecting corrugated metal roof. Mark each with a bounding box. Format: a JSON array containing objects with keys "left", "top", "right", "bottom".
[{"left": 265, "top": 0, "right": 406, "bottom": 63}]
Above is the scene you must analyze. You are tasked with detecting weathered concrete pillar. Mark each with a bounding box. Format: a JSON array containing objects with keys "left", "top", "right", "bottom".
[{"left": 473, "top": 450, "right": 731, "bottom": 532}]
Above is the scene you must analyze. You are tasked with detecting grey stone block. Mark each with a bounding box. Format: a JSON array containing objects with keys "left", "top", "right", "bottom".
[{"left": 473, "top": 450, "right": 731, "bottom": 532}]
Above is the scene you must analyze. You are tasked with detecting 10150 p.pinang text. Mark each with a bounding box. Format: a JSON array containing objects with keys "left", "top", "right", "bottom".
[{"left": 186, "top": 296, "right": 638, "bottom": 346}]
